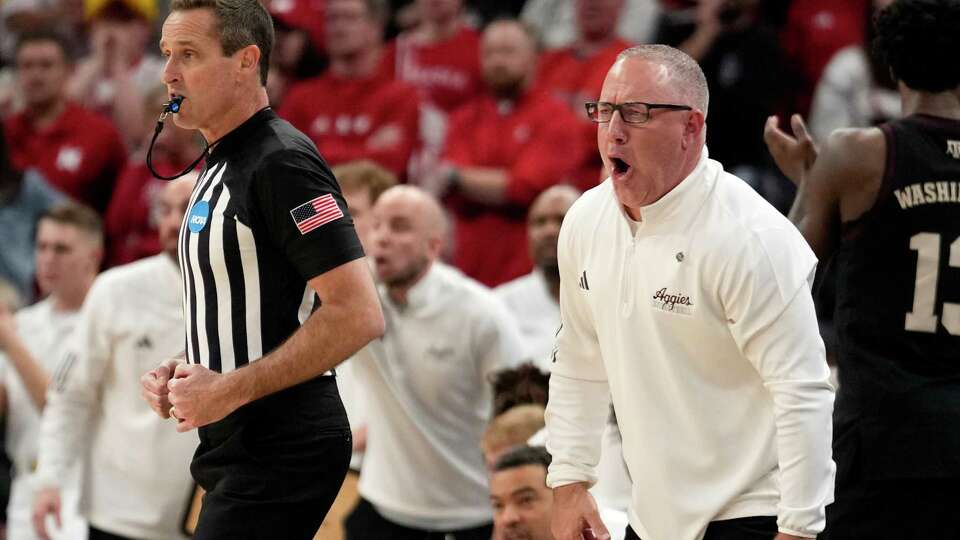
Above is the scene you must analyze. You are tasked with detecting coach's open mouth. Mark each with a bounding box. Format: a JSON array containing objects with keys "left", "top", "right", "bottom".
[{"left": 610, "top": 156, "right": 632, "bottom": 179}]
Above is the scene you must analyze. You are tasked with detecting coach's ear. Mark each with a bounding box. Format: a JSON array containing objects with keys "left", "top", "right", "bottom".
[{"left": 680, "top": 109, "right": 706, "bottom": 151}]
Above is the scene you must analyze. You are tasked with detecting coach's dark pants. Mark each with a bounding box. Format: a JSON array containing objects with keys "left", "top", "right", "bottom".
[
  {"left": 625, "top": 516, "right": 777, "bottom": 540},
  {"left": 191, "top": 376, "right": 351, "bottom": 540},
  {"left": 345, "top": 498, "right": 494, "bottom": 540}
]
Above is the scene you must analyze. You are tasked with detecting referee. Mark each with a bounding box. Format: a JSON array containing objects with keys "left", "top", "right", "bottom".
[{"left": 139, "top": 1, "right": 385, "bottom": 538}]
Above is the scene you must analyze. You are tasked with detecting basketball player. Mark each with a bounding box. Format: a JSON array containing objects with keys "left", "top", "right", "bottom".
[{"left": 764, "top": 0, "right": 960, "bottom": 535}]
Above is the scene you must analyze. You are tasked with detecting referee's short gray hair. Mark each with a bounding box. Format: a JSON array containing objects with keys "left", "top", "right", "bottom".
[{"left": 616, "top": 45, "right": 709, "bottom": 116}]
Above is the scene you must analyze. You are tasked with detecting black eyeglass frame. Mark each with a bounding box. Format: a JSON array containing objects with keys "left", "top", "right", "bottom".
[{"left": 584, "top": 101, "right": 693, "bottom": 124}]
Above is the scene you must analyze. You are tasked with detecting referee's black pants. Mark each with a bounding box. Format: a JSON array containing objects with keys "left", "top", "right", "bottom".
[
  {"left": 625, "top": 516, "right": 777, "bottom": 540},
  {"left": 191, "top": 376, "right": 352, "bottom": 540},
  {"left": 344, "top": 498, "right": 493, "bottom": 540}
]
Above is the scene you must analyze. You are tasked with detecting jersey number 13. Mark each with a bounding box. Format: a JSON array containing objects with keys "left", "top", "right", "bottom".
[{"left": 907, "top": 232, "right": 960, "bottom": 335}]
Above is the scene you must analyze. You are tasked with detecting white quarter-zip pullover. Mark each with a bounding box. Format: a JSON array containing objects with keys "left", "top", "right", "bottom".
[
  {"left": 34, "top": 255, "right": 198, "bottom": 540},
  {"left": 545, "top": 151, "right": 835, "bottom": 540}
]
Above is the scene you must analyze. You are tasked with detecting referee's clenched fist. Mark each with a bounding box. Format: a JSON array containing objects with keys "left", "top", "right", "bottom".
[{"left": 140, "top": 356, "right": 180, "bottom": 419}]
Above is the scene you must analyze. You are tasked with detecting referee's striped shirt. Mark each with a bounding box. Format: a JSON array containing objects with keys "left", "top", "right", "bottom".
[{"left": 177, "top": 108, "right": 363, "bottom": 374}]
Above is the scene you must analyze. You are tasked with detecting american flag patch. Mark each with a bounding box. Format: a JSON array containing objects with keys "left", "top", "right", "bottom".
[{"left": 290, "top": 194, "right": 343, "bottom": 234}]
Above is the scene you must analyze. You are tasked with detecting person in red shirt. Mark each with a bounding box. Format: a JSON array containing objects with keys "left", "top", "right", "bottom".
[
  {"left": 104, "top": 85, "right": 202, "bottom": 267},
  {"left": 384, "top": 0, "right": 483, "bottom": 180},
  {"left": 278, "top": 0, "right": 421, "bottom": 180},
  {"left": 4, "top": 31, "right": 127, "bottom": 214},
  {"left": 537, "top": 0, "right": 631, "bottom": 189},
  {"left": 425, "top": 19, "right": 586, "bottom": 287}
]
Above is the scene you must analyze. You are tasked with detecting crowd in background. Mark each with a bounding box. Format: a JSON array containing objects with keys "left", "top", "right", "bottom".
[{"left": 0, "top": 0, "right": 901, "bottom": 538}]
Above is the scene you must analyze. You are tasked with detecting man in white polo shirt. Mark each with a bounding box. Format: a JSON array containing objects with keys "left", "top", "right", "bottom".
[
  {"left": 33, "top": 177, "right": 199, "bottom": 540},
  {"left": 0, "top": 201, "right": 101, "bottom": 540},
  {"left": 545, "top": 45, "right": 835, "bottom": 540},
  {"left": 345, "top": 185, "right": 521, "bottom": 540}
]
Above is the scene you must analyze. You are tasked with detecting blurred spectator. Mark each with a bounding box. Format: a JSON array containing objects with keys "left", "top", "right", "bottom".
[
  {"left": 808, "top": 0, "right": 899, "bottom": 142},
  {"left": 346, "top": 186, "right": 520, "bottom": 540},
  {"left": 278, "top": 0, "right": 421, "bottom": 179},
  {"left": 103, "top": 85, "right": 201, "bottom": 267},
  {"left": 1, "top": 0, "right": 86, "bottom": 65},
  {"left": 481, "top": 404, "right": 545, "bottom": 470},
  {"left": 4, "top": 31, "right": 126, "bottom": 214},
  {"left": 489, "top": 446, "right": 554, "bottom": 540},
  {"left": 265, "top": 0, "right": 328, "bottom": 107},
  {"left": 659, "top": 0, "right": 788, "bottom": 173},
  {"left": 0, "top": 127, "right": 64, "bottom": 304},
  {"left": 489, "top": 362, "right": 549, "bottom": 417},
  {"left": 264, "top": 0, "right": 327, "bottom": 60},
  {"left": 521, "top": 0, "right": 658, "bottom": 49},
  {"left": 781, "top": 0, "right": 867, "bottom": 116},
  {"left": 496, "top": 185, "right": 579, "bottom": 368},
  {"left": 66, "top": 0, "right": 164, "bottom": 149},
  {"left": 0, "top": 202, "right": 102, "bottom": 540},
  {"left": 32, "top": 177, "right": 198, "bottom": 540},
  {"left": 537, "top": 0, "right": 631, "bottom": 188},
  {"left": 426, "top": 19, "right": 585, "bottom": 287},
  {"left": 385, "top": 0, "right": 483, "bottom": 179}
]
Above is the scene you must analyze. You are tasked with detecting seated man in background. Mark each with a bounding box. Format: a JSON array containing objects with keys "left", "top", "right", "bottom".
[
  {"left": 426, "top": 18, "right": 586, "bottom": 287},
  {"left": 279, "top": 0, "right": 421, "bottom": 180}
]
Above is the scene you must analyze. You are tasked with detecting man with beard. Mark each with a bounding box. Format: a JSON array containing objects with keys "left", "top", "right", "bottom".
[
  {"left": 425, "top": 18, "right": 587, "bottom": 287},
  {"left": 496, "top": 185, "right": 580, "bottom": 368},
  {"left": 345, "top": 185, "right": 521, "bottom": 540}
]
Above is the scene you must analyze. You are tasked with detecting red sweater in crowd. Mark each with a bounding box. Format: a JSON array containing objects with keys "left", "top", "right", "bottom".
[
  {"left": 278, "top": 68, "right": 421, "bottom": 179},
  {"left": 538, "top": 37, "right": 631, "bottom": 188},
  {"left": 4, "top": 103, "right": 126, "bottom": 212},
  {"left": 443, "top": 87, "right": 586, "bottom": 287},
  {"left": 384, "top": 26, "right": 483, "bottom": 114}
]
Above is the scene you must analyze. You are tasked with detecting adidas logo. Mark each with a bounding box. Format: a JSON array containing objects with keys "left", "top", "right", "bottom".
[{"left": 578, "top": 270, "right": 590, "bottom": 291}]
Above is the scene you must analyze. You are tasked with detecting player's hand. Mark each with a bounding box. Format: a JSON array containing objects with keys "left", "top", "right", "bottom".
[
  {"left": 167, "top": 363, "right": 241, "bottom": 432},
  {"left": 32, "top": 486, "right": 61, "bottom": 540},
  {"left": 764, "top": 114, "right": 818, "bottom": 186},
  {"left": 551, "top": 483, "right": 611, "bottom": 540},
  {"left": 140, "top": 357, "right": 182, "bottom": 419}
]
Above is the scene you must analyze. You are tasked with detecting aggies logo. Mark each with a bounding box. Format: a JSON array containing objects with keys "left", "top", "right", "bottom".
[{"left": 651, "top": 287, "right": 695, "bottom": 316}]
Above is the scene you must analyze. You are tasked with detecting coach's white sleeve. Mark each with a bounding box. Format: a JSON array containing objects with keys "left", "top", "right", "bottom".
[
  {"left": 545, "top": 213, "right": 611, "bottom": 489},
  {"left": 720, "top": 228, "right": 835, "bottom": 538},
  {"left": 34, "top": 277, "right": 113, "bottom": 489}
]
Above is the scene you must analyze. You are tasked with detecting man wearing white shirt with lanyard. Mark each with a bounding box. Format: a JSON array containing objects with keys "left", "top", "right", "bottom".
[{"left": 545, "top": 45, "right": 835, "bottom": 540}]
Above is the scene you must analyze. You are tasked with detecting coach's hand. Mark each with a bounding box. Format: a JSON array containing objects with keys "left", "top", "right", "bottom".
[
  {"left": 551, "top": 483, "right": 611, "bottom": 540},
  {"left": 774, "top": 534, "right": 812, "bottom": 540},
  {"left": 140, "top": 357, "right": 182, "bottom": 419},
  {"left": 167, "top": 364, "right": 241, "bottom": 432},
  {"left": 32, "top": 486, "right": 61, "bottom": 540}
]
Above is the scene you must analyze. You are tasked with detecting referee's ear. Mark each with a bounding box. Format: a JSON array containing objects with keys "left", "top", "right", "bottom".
[{"left": 235, "top": 44, "right": 262, "bottom": 83}]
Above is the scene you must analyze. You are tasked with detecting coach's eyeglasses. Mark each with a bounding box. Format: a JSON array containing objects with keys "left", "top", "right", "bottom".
[{"left": 584, "top": 101, "right": 693, "bottom": 125}]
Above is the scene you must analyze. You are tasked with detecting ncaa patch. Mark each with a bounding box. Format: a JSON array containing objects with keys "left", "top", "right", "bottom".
[{"left": 188, "top": 201, "right": 210, "bottom": 233}]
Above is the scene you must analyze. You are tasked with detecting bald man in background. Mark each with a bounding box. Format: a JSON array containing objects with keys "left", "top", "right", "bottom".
[
  {"left": 345, "top": 186, "right": 521, "bottom": 540},
  {"left": 496, "top": 185, "right": 580, "bottom": 368}
]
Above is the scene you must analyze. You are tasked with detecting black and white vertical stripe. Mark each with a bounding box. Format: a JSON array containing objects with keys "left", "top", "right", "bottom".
[{"left": 179, "top": 163, "right": 266, "bottom": 373}]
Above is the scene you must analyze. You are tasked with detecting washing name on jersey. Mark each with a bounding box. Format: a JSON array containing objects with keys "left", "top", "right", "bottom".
[{"left": 893, "top": 181, "right": 960, "bottom": 209}]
